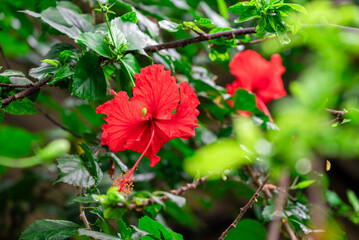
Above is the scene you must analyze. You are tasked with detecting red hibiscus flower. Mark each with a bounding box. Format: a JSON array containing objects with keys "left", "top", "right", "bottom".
[
  {"left": 226, "top": 50, "right": 286, "bottom": 121},
  {"left": 96, "top": 64, "right": 200, "bottom": 194}
]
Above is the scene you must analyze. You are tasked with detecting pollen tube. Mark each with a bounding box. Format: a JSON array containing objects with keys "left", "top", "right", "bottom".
[{"left": 113, "top": 121, "right": 155, "bottom": 194}]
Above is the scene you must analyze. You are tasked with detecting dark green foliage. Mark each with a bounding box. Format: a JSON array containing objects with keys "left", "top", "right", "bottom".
[{"left": 20, "top": 220, "right": 79, "bottom": 240}]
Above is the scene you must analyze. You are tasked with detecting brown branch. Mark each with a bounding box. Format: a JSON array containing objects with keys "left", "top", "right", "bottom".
[
  {"left": 143, "top": 27, "right": 256, "bottom": 53},
  {"left": 326, "top": 108, "right": 347, "bottom": 124},
  {"left": 246, "top": 165, "right": 273, "bottom": 199},
  {"left": 218, "top": 174, "right": 270, "bottom": 240},
  {"left": 266, "top": 172, "right": 292, "bottom": 240},
  {"left": 283, "top": 220, "right": 297, "bottom": 240},
  {"left": 116, "top": 177, "right": 208, "bottom": 211},
  {"left": 78, "top": 190, "right": 92, "bottom": 231},
  {"left": 1, "top": 75, "right": 52, "bottom": 108},
  {"left": 0, "top": 83, "right": 34, "bottom": 88},
  {"left": 1, "top": 28, "right": 256, "bottom": 108}
]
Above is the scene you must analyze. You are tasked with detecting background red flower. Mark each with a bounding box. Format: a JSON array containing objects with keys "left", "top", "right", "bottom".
[{"left": 226, "top": 50, "right": 286, "bottom": 121}]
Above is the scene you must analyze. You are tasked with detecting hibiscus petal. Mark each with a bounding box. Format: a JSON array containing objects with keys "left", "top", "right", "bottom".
[
  {"left": 156, "top": 82, "right": 200, "bottom": 140},
  {"left": 256, "top": 54, "right": 286, "bottom": 104},
  {"left": 132, "top": 64, "right": 180, "bottom": 120},
  {"left": 96, "top": 91, "right": 148, "bottom": 153},
  {"left": 228, "top": 50, "right": 270, "bottom": 93}
]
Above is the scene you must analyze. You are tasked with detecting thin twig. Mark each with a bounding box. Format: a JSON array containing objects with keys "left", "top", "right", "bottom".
[
  {"left": 266, "top": 172, "right": 291, "bottom": 240},
  {"left": 0, "top": 83, "right": 34, "bottom": 88},
  {"left": 0, "top": 41, "right": 11, "bottom": 69},
  {"left": 34, "top": 103, "right": 82, "bottom": 139},
  {"left": 326, "top": 108, "right": 347, "bottom": 124},
  {"left": 116, "top": 177, "right": 208, "bottom": 211},
  {"left": 142, "top": 27, "right": 256, "bottom": 53},
  {"left": 1, "top": 75, "right": 53, "bottom": 108},
  {"left": 283, "top": 220, "right": 297, "bottom": 240},
  {"left": 78, "top": 190, "right": 92, "bottom": 230},
  {"left": 218, "top": 174, "right": 270, "bottom": 240},
  {"left": 34, "top": 103, "right": 100, "bottom": 145},
  {"left": 246, "top": 165, "right": 273, "bottom": 199}
]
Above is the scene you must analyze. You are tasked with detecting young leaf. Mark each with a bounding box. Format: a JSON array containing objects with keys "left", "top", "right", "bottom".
[
  {"left": 195, "top": 18, "right": 215, "bottom": 28},
  {"left": 121, "top": 11, "right": 137, "bottom": 23},
  {"left": 110, "top": 20, "right": 128, "bottom": 53},
  {"left": 158, "top": 20, "right": 182, "bottom": 32},
  {"left": 54, "top": 154, "right": 97, "bottom": 188},
  {"left": 290, "top": 180, "right": 316, "bottom": 190},
  {"left": 74, "top": 32, "right": 113, "bottom": 58},
  {"left": 72, "top": 52, "right": 107, "bottom": 100},
  {"left": 280, "top": 4, "right": 308, "bottom": 14},
  {"left": 20, "top": 220, "right": 79, "bottom": 240},
  {"left": 29, "top": 62, "right": 58, "bottom": 80},
  {"left": 111, "top": 18, "right": 149, "bottom": 50},
  {"left": 48, "top": 64, "right": 74, "bottom": 85}
]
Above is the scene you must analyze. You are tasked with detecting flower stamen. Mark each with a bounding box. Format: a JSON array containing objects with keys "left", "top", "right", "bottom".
[{"left": 113, "top": 121, "right": 156, "bottom": 194}]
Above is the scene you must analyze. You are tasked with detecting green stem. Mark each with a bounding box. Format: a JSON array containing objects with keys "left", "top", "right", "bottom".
[{"left": 104, "top": 14, "right": 116, "bottom": 46}]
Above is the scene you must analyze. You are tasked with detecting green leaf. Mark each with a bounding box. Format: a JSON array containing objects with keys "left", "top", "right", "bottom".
[
  {"left": 290, "top": 180, "right": 315, "bottom": 190},
  {"left": 57, "top": 6, "right": 93, "bottom": 33},
  {"left": 9, "top": 77, "right": 32, "bottom": 85},
  {"left": 138, "top": 216, "right": 176, "bottom": 240},
  {"left": 233, "top": 89, "right": 257, "bottom": 112},
  {"left": 0, "top": 70, "right": 25, "bottom": 77},
  {"left": 0, "top": 126, "right": 39, "bottom": 158},
  {"left": 184, "top": 139, "right": 251, "bottom": 177},
  {"left": 121, "top": 11, "right": 137, "bottom": 23},
  {"left": 41, "top": 59, "right": 61, "bottom": 67},
  {"left": 111, "top": 18, "right": 149, "bottom": 50},
  {"left": 71, "top": 195, "right": 97, "bottom": 204},
  {"left": 158, "top": 20, "right": 181, "bottom": 32},
  {"left": 347, "top": 190, "right": 359, "bottom": 212},
  {"left": 79, "top": 144, "right": 103, "bottom": 186},
  {"left": 46, "top": 43, "right": 78, "bottom": 60},
  {"left": 234, "top": 8, "right": 259, "bottom": 23},
  {"left": 195, "top": 18, "right": 215, "bottom": 28},
  {"left": 48, "top": 64, "right": 74, "bottom": 85},
  {"left": 54, "top": 154, "right": 97, "bottom": 188},
  {"left": 5, "top": 98, "right": 38, "bottom": 115},
  {"left": 280, "top": 4, "right": 308, "bottom": 14},
  {"left": 23, "top": 8, "right": 79, "bottom": 38},
  {"left": 225, "top": 219, "right": 266, "bottom": 240},
  {"left": 121, "top": 54, "right": 141, "bottom": 75},
  {"left": 20, "top": 219, "right": 79, "bottom": 240},
  {"left": 78, "top": 229, "right": 121, "bottom": 240},
  {"left": 228, "top": 2, "right": 254, "bottom": 14},
  {"left": 29, "top": 62, "right": 58, "bottom": 80},
  {"left": 110, "top": 20, "right": 128, "bottom": 53},
  {"left": 74, "top": 32, "right": 113, "bottom": 58},
  {"left": 72, "top": 52, "right": 107, "bottom": 100}
]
